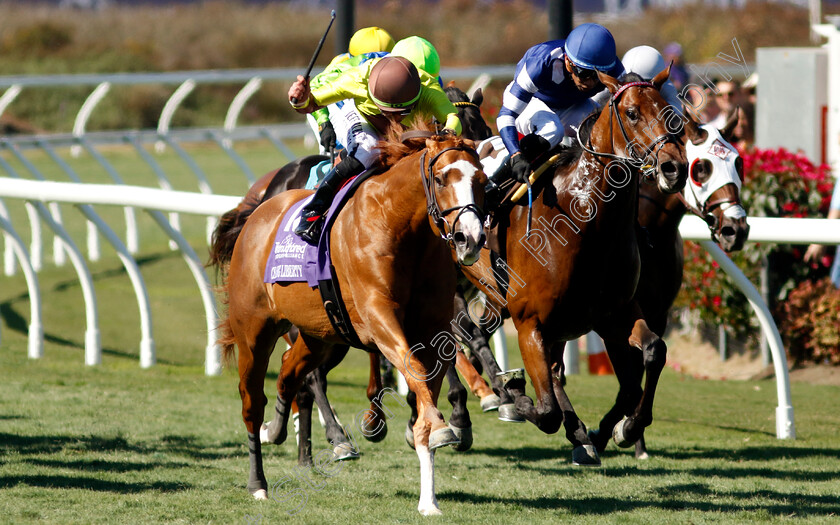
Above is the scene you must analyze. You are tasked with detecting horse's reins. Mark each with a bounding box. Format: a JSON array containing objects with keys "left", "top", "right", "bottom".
[
  {"left": 576, "top": 81, "right": 677, "bottom": 180},
  {"left": 420, "top": 145, "right": 485, "bottom": 247}
]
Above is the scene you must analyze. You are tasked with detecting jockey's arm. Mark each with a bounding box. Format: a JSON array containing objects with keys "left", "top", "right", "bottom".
[
  {"left": 496, "top": 57, "right": 542, "bottom": 156},
  {"left": 418, "top": 79, "right": 462, "bottom": 135}
]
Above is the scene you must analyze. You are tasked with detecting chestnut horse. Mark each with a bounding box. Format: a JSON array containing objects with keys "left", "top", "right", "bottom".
[
  {"left": 219, "top": 132, "right": 486, "bottom": 515},
  {"left": 209, "top": 86, "right": 495, "bottom": 462},
  {"left": 589, "top": 112, "right": 750, "bottom": 459},
  {"left": 457, "top": 70, "right": 688, "bottom": 466}
]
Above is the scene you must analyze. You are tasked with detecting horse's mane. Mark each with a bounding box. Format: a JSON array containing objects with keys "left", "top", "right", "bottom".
[
  {"left": 377, "top": 119, "right": 439, "bottom": 169},
  {"left": 444, "top": 85, "right": 469, "bottom": 103}
]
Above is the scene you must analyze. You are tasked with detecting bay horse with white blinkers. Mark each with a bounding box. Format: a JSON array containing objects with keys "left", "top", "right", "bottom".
[
  {"left": 219, "top": 131, "right": 486, "bottom": 516},
  {"left": 458, "top": 69, "right": 688, "bottom": 465}
]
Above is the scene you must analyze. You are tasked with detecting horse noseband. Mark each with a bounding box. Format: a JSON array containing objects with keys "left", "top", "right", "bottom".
[{"left": 420, "top": 146, "right": 486, "bottom": 245}]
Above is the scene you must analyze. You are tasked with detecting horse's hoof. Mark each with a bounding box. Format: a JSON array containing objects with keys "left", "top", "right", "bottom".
[
  {"left": 418, "top": 504, "right": 442, "bottom": 516},
  {"left": 333, "top": 442, "right": 359, "bottom": 461},
  {"left": 405, "top": 423, "right": 415, "bottom": 450},
  {"left": 429, "top": 427, "right": 460, "bottom": 450},
  {"left": 448, "top": 424, "right": 473, "bottom": 452},
  {"left": 361, "top": 418, "right": 388, "bottom": 443},
  {"left": 613, "top": 417, "right": 634, "bottom": 448},
  {"left": 498, "top": 403, "right": 525, "bottom": 423},
  {"left": 636, "top": 450, "right": 650, "bottom": 460},
  {"left": 587, "top": 428, "right": 609, "bottom": 453},
  {"left": 572, "top": 445, "right": 601, "bottom": 466},
  {"left": 251, "top": 489, "right": 268, "bottom": 501},
  {"left": 480, "top": 394, "right": 501, "bottom": 412},
  {"left": 259, "top": 423, "right": 270, "bottom": 444}
]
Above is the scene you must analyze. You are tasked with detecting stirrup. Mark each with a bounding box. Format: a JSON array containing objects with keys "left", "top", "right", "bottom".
[{"left": 294, "top": 214, "right": 325, "bottom": 245}]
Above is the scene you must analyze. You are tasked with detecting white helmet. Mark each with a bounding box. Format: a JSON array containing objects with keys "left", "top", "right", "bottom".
[
  {"left": 622, "top": 45, "right": 667, "bottom": 81},
  {"left": 622, "top": 45, "right": 681, "bottom": 113}
]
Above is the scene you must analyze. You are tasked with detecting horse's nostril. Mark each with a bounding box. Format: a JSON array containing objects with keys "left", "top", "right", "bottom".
[
  {"left": 478, "top": 232, "right": 487, "bottom": 248},
  {"left": 453, "top": 231, "right": 467, "bottom": 246},
  {"left": 661, "top": 161, "right": 678, "bottom": 179},
  {"left": 720, "top": 226, "right": 736, "bottom": 238}
]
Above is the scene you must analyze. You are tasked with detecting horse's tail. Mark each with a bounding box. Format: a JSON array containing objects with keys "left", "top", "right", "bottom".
[
  {"left": 207, "top": 194, "right": 262, "bottom": 270},
  {"left": 218, "top": 317, "right": 237, "bottom": 368},
  {"left": 216, "top": 275, "right": 237, "bottom": 368}
]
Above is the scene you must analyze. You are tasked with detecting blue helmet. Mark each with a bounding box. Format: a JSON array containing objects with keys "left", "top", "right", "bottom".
[{"left": 564, "top": 23, "right": 617, "bottom": 72}]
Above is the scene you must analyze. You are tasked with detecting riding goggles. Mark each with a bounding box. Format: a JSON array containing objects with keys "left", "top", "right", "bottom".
[{"left": 570, "top": 62, "right": 597, "bottom": 81}]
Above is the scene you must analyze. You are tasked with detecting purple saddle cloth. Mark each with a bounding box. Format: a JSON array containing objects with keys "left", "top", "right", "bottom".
[{"left": 263, "top": 177, "right": 359, "bottom": 287}]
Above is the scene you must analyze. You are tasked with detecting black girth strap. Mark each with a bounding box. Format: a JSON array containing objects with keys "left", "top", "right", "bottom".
[
  {"left": 316, "top": 169, "right": 379, "bottom": 351},
  {"left": 318, "top": 272, "right": 369, "bottom": 350}
]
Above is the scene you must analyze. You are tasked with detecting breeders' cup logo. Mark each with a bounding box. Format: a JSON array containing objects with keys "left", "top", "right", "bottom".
[
  {"left": 708, "top": 139, "right": 731, "bottom": 160},
  {"left": 274, "top": 235, "right": 306, "bottom": 260}
]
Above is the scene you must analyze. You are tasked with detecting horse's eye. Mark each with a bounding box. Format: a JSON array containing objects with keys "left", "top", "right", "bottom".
[
  {"left": 434, "top": 175, "right": 444, "bottom": 187},
  {"left": 625, "top": 107, "right": 639, "bottom": 122}
]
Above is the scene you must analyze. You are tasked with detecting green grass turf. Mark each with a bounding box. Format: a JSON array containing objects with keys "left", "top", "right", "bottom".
[{"left": 2, "top": 143, "right": 840, "bottom": 524}]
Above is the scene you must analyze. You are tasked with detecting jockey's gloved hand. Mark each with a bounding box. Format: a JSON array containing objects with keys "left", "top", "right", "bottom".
[
  {"left": 510, "top": 153, "right": 531, "bottom": 184},
  {"left": 319, "top": 121, "right": 337, "bottom": 151}
]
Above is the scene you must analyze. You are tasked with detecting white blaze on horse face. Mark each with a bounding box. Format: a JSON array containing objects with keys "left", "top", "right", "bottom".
[
  {"left": 441, "top": 160, "right": 484, "bottom": 243},
  {"left": 415, "top": 444, "right": 441, "bottom": 516}
]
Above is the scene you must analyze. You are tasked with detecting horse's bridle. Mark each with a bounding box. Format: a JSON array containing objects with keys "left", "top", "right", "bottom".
[
  {"left": 577, "top": 81, "right": 678, "bottom": 179},
  {"left": 420, "top": 145, "right": 486, "bottom": 246},
  {"left": 678, "top": 182, "right": 744, "bottom": 241}
]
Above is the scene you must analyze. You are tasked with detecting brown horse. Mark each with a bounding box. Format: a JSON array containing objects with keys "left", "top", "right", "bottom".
[
  {"left": 589, "top": 111, "right": 750, "bottom": 459},
  {"left": 219, "top": 132, "right": 486, "bottom": 515},
  {"left": 457, "top": 70, "right": 688, "bottom": 466},
  {"left": 209, "top": 86, "right": 496, "bottom": 462}
]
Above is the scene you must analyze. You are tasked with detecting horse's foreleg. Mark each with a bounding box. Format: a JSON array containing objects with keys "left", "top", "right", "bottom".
[
  {"left": 614, "top": 316, "right": 667, "bottom": 449},
  {"left": 455, "top": 349, "right": 498, "bottom": 411},
  {"left": 589, "top": 338, "right": 645, "bottom": 456},
  {"left": 445, "top": 361, "right": 473, "bottom": 451},
  {"left": 452, "top": 292, "right": 516, "bottom": 418},
  {"left": 548, "top": 341, "right": 600, "bottom": 466},
  {"left": 304, "top": 363, "right": 359, "bottom": 461},
  {"left": 511, "top": 322, "right": 562, "bottom": 434}
]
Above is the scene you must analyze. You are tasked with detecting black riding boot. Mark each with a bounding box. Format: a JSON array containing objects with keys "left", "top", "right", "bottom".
[{"left": 294, "top": 155, "right": 365, "bottom": 245}]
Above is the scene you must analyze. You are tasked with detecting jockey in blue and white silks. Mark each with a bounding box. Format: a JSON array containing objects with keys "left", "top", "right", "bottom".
[{"left": 495, "top": 23, "right": 624, "bottom": 183}]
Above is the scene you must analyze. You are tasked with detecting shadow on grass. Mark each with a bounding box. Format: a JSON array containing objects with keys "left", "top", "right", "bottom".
[
  {"left": 25, "top": 457, "right": 191, "bottom": 473},
  {"left": 0, "top": 474, "right": 189, "bottom": 493},
  {"left": 429, "top": 487, "right": 840, "bottom": 517},
  {"left": 0, "top": 431, "right": 240, "bottom": 462}
]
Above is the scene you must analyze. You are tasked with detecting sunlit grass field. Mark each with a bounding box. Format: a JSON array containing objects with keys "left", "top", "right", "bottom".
[{"left": 2, "top": 143, "right": 840, "bottom": 524}]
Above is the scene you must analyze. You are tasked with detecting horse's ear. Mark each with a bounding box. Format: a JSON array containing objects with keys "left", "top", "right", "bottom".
[
  {"left": 652, "top": 62, "right": 672, "bottom": 90},
  {"left": 446, "top": 80, "right": 456, "bottom": 88},
  {"left": 683, "top": 106, "right": 708, "bottom": 145},
  {"left": 471, "top": 88, "right": 483, "bottom": 107},
  {"left": 597, "top": 70, "right": 620, "bottom": 94},
  {"left": 720, "top": 107, "right": 740, "bottom": 142}
]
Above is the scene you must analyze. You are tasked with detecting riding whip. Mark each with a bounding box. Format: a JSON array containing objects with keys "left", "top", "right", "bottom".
[{"left": 291, "top": 10, "right": 337, "bottom": 106}]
